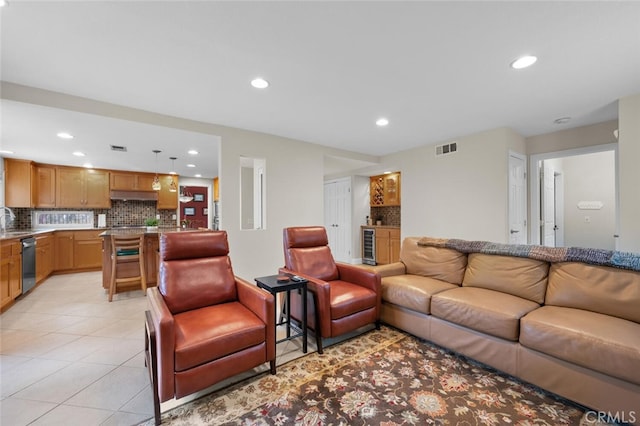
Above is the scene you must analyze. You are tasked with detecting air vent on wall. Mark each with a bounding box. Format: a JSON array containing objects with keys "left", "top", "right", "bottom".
[
  {"left": 435, "top": 141, "right": 457, "bottom": 157},
  {"left": 110, "top": 145, "right": 127, "bottom": 152}
]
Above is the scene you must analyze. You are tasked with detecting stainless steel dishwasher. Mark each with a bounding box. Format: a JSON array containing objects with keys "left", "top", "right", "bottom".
[{"left": 21, "top": 237, "right": 36, "bottom": 294}]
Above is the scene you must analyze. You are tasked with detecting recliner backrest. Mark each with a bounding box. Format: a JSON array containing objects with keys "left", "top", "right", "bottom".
[
  {"left": 159, "top": 231, "right": 237, "bottom": 314},
  {"left": 283, "top": 226, "right": 339, "bottom": 281}
]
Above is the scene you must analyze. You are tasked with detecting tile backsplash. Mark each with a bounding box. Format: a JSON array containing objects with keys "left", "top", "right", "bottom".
[
  {"left": 370, "top": 206, "right": 401, "bottom": 227},
  {"left": 8, "top": 200, "right": 177, "bottom": 229}
]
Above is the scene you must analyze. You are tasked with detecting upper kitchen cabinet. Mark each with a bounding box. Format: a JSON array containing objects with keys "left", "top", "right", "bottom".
[
  {"left": 370, "top": 172, "right": 401, "bottom": 206},
  {"left": 157, "top": 174, "right": 178, "bottom": 210},
  {"left": 3, "top": 158, "right": 36, "bottom": 207},
  {"left": 36, "top": 165, "right": 56, "bottom": 208},
  {"left": 110, "top": 171, "right": 156, "bottom": 191},
  {"left": 56, "top": 167, "right": 111, "bottom": 208}
]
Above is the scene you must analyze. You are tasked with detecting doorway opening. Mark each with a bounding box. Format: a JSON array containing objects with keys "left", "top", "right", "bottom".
[{"left": 529, "top": 143, "right": 618, "bottom": 250}]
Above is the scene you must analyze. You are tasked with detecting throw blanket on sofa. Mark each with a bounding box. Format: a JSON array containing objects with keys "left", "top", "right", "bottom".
[{"left": 417, "top": 237, "right": 640, "bottom": 272}]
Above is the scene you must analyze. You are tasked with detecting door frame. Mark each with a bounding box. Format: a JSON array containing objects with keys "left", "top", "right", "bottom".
[
  {"left": 507, "top": 151, "right": 528, "bottom": 244},
  {"left": 529, "top": 143, "right": 619, "bottom": 247}
]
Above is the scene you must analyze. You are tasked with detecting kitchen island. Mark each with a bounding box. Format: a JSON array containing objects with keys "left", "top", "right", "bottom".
[{"left": 100, "top": 227, "right": 206, "bottom": 293}]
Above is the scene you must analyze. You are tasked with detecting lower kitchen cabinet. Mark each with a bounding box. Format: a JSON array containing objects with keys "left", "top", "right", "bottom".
[
  {"left": 375, "top": 228, "right": 401, "bottom": 265},
  {"left": 35, "top": 233, "right": 54, "bottom": 283},
  {"left": 145, "top": 236, "right": 160, "bottom": 285},
  {"left": 74, "top": 230, "right": 103, "bottom": 269},
  {"left": 54, "top": 230, "right": 103, "bottom": 273},
  {"left": 1, "top": 240, "right": 22, "bottom": 308}
]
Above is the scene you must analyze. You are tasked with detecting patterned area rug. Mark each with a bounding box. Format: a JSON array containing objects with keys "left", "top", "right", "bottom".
[{"left": 148, "top": 326, "right": 588, "bottom": 425}]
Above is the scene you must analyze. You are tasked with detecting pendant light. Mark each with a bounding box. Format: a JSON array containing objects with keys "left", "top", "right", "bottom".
[
  {"left": 179, "top": 186, "right": 193, "bottom": 203},
  {"left": 168, "top": 157, "right": 178, "bottom": 192},
  {"left": 152, "top": 150, "right": 162, "bottom": 191}
]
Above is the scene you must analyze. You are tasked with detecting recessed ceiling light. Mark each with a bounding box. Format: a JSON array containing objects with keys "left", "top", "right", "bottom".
[
  {"left": 186, "top": 164, "right": 196, "bottom": 168},
  {"left": 554, "top": 117, "right": 571, "bottom": 124},
  {"left": 188, "top": 149, "right": 199, "bottom": 155},
  {"left": 511, "top": 55, "right": 537, "bottom": 69},
  {"left": 72, "top": 151, "right": 85, "bottom": 157},
  {"left": 0, "top": 149, "right": 14, "bottom": 154},
  {"left": 376, "top": 118, "right": 389, "bottom": 127},
  {"left": 194, "top": 174, "right": 202, "bottom": 178},
  {"left": 251, "top": 78, "right": 269, "bottom": 89},
  {"left": 57, "top": 132, "right": 74, "bottom": 139},
  {"left": 0, "top": 0, "right": 9, "bottom": 8}
]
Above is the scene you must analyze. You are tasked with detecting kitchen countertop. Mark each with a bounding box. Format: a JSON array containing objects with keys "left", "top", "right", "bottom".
[
  {"left": 361, "top": 225, "right": 400, "bottom": 229},
  {"left": 0, "top": 228, "right": 69, "bottom": 241},
  {"left": 99, "top": 227, "right": 207, "bottom": 237}
]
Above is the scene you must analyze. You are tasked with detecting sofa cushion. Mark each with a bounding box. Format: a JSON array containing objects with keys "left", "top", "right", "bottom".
[
  {"left": 431, "top": 287, "right": 540, "bottom": 341},
  {"left": 174, "top": 302, "right": 266, "bottom": 372},
  {"left": 462, "top": 253, "right": 549, "bottom": 304},
  {"left": 382, "top": 274, "right": 458, "bottom": 315},
  {"left": 400, "top": 237, "right": 467, "bottom": 284},
  {"left": 520, "top": 306, "right": 640, "bottom": 385},
  {"left": 546, "top": 262, "right": 640, "bottom": 324}
]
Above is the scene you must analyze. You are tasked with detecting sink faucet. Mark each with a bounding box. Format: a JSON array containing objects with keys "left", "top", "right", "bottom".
[{"left": 1, "top": 206, "right": 16, "bottom": 232}]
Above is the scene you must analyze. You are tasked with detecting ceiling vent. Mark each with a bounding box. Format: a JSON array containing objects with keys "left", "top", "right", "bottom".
[
  {"left": 435, "top": 142, "right": 457, "bottom": 157},
  {"left": 110, "top": 145, "right": 127, "bottom": 152}
]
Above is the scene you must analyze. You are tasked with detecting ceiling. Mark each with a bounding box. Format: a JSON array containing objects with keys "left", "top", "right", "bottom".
[{"left": 1, "top": 1, "right": 639, "bottom": 178}]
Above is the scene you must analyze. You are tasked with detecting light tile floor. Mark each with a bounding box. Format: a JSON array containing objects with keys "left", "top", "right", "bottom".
[{"left": 0, "top": 272, "right": 314, "bottom": 426}]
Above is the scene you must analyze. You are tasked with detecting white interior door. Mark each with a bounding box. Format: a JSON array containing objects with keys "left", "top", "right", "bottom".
[
  {"left": 324, "top": 178, "right": 351, "bottom": 262},
  {"left": 508, "top": 153, "right": 527, "bottom": 244},
  {"left": 541, "top": 161, "right": 556, "bottom": 247}
]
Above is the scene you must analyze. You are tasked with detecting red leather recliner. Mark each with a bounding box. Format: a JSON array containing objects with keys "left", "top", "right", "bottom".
[
  {"left": 145, "top": 231, "right": 275, "bottom": 425},
  {"left": 280, "top": 226, "right": 381, "bottom": 353}
]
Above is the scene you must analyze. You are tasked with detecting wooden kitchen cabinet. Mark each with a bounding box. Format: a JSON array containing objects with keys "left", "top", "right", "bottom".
[
  {"left": 35, "top": 233, "right": 54, "bottom": 283},
  {"left": 110, "top": 171, "right": 156, "bottom": 191},
  {"left": 73, "top": 230, "right": 103, "bottom": 269},
  {"left": 370, "top": 172, "right": 401, "bottom": 207},
  {"left": 54, "top": 231, "right": 75, "bottom": 271},
  {"left": 36, "top": 165, "right": 56, "bottom": 207},
  {"left": 3, "top": 158, "right": 36, "bottom": 207},
  {"left": 157, "top": 174, "right": 178, "bottom": 209},
  {"left": 145, "top": 235, "right": 160, "bottom": 284},
  {"left": 56, "top": 167, "right": 111, "bottom": 208},
  {"left": 54, "top": 230, "right": 103, "bottom": 273},
  {"left": 1, "top": 240, "right": 22, "bottom": 308},
  {"left": 375, "top": 228, "right": 401, "bottom": 265}
]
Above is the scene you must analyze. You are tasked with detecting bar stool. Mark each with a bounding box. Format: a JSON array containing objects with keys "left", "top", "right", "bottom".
[{"left": 109, "top": 234, "right": 147, "bottom": 302}]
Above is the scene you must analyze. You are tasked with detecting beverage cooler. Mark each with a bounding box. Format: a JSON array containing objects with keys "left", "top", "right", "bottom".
[{"left": 362, "top": 228, "right": 376, "bottom": 265}]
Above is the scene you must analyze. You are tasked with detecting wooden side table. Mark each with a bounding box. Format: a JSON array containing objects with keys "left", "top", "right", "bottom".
[{"left": 255, "top": 274, "right": 308, "bottom": 353}]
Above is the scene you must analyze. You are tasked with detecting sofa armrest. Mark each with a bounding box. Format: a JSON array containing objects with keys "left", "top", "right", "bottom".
[
  {"left": 146, "top": 287, "right": 175, "bottom": 403},
  {"left": 372, "top": 262, "right": 407, "bottom": 278},
  {"left": 279, "top": 267, "right": 332, "bottom": 337},
  {"left": 236, "top": 277, "right": 276, "bottom": 361}
]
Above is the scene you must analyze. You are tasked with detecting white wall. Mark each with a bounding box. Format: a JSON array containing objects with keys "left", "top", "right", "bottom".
[
  {"left": 351, "top": 175, "right": 370, "bottom": 262},
  {"left": 618, "top": 94, "right": 640, "bottom": 253},
  {"left": 383, "top": 127, "right": 525, "bottom": 242},
  {"left": 560, "top": 151, "right": 616, "bottom": 249}
]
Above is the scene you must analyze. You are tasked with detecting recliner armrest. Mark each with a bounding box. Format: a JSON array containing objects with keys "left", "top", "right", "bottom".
[
  {"left": 336, "top": 263, "right": 381, "bottom": 293},
  {"left": 237, "top": 278, "right": 276, "bottom": 361},
  {"left": 146, "top": 287, "right": 176, "bottom": 403}
]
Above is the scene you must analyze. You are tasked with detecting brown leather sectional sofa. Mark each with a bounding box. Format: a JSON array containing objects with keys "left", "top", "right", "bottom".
[{"left": 373, "top": 237, "right": 640, "bottom": 422}]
